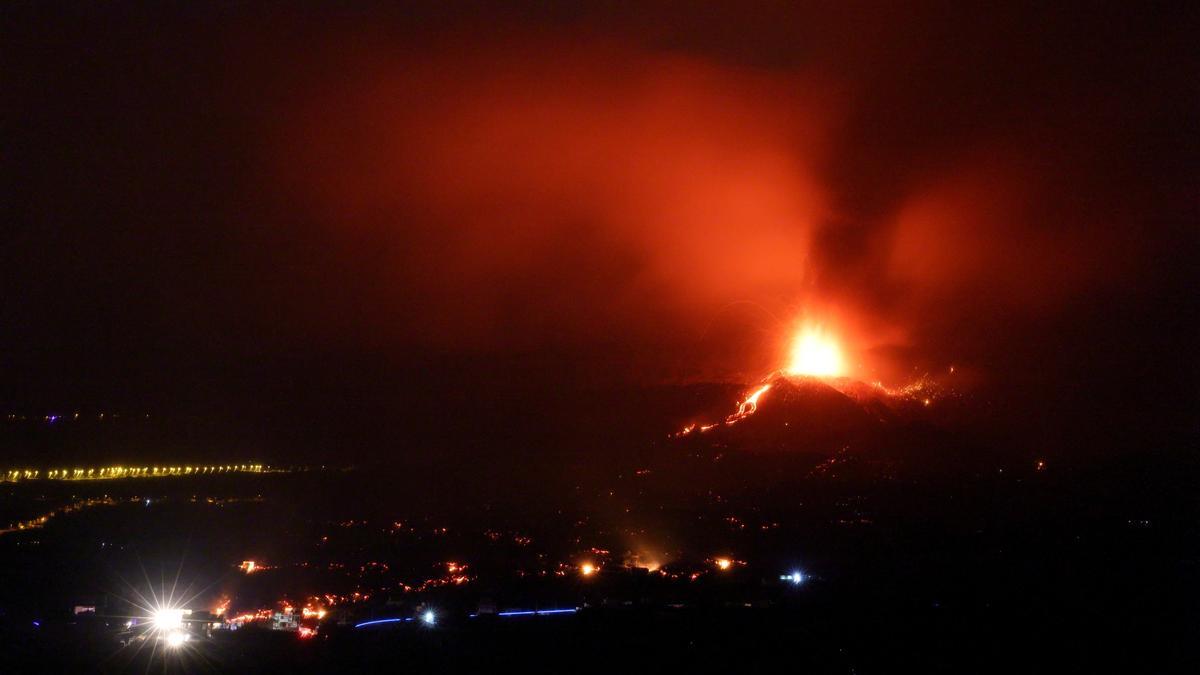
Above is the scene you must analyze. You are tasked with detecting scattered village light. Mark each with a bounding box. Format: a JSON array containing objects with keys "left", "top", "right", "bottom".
[{"left": 422, "top": 610, "right": 436, "bottom": 625}]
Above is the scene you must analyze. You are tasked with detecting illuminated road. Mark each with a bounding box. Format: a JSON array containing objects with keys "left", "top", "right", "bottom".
[{"left": 2, "top": 463, "right": 271, "bottom": 483}]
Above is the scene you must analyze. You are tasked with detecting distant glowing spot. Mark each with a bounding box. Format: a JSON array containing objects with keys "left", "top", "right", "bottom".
[
  {"left": 785, "top": 326, "right": 845, "bottom": 377},
  {"left": 422, "top": 610, "right": 436, "bottom": 625},
  {"left": 715, "top": 558, "right": 732, "bottom": 571},
  {"left": 580, "top": 563, "right": 597, "bottom": 576},
  {"left": 165, "top": 630, "right": 189, "bottom": 647},
  {"left": 781, "top": 571, "right": 805, "bottom": 585}
]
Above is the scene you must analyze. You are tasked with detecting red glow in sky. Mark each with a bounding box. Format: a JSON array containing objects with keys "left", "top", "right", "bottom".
[{"left": 4, "top": 3, "right": 1190, "bottom": 416}]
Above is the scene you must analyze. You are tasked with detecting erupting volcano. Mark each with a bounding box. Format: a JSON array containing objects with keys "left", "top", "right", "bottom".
[{"left": 675, "top": 322, "right": 949, "bottom": 448}]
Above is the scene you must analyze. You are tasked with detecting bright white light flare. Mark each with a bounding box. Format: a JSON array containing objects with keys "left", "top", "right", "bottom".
[
  {"left": 152, "top": 608, "right": 184, "bottom": 632},
  {"left": 783, "top": 571, "right": 805, "bottom": 585},
  {"left": 785, "top": 326, "right": 845, "bottom": 377}
]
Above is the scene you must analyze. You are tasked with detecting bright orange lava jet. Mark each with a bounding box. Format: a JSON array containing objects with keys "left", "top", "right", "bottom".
[{"left": 785, "top": 326, "right": 845, "bottom": 377}]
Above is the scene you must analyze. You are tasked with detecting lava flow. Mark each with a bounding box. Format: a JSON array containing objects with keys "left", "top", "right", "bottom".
[{"left": 725, "top": 383, "right": 772, "bottom": 425}]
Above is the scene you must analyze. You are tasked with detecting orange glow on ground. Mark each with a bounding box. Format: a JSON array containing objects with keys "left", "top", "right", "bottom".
[
  {"left": 714, "top": 558, "right": 732, "bottom": 570},
  {"left": 580, "top": 563, "right": 597, "bottom": 576},
  {"left": 785, "top": 326, "right": 845, "bottom": 377}
]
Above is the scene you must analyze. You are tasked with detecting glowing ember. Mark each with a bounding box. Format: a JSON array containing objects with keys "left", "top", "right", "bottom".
[
  {"left": 714, "top": 558, "right": 732, "bottom": 570},
  {"left": 785, "top": 326, "right": 845, "bottom": 377},
  {"left": 579, "top": 562, "right": 597, "bottom": 576},
  {"left": 301, "top": 606, "right": 327, "bottom": 619}
]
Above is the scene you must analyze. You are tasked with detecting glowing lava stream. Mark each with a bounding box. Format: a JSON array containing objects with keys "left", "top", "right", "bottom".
[{"left": 725, "top": 384, "right": 771, "bottom": 425}]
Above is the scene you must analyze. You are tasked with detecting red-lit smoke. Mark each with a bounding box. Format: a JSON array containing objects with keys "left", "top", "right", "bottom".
[{"left": 255, "top": 16, "right": 1158, "bottom": 387}]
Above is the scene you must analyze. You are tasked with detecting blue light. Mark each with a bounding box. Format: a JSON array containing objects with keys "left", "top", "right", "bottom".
[
  {"left": 354, "top": 618, "right": 405, "bottom": 629},
  {"left": 494, "top": 608, "right": 577, "bottom": 617},
  {"left": 32, "top": 621, "right": 40, "bottom": 628}
]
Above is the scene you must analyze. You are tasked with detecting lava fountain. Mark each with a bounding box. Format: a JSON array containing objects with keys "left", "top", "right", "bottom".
[{"left": 785, "top": 325, "right": 845, "bottom": 377}]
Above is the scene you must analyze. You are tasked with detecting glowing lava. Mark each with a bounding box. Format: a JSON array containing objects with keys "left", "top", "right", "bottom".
[
  {"left": 726, "top": 383, "right": 772, "bottom": 425},
  {"left": 785, "top": 326, "right": 845, "bottom": 377}
]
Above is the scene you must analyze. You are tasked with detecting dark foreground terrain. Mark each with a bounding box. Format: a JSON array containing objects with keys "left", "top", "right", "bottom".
[
  {"left": 1, "top": 445, "right": 1196, "bottom": 674},
  {"left": 2, "top": 380, "right": 1197, "bottom": 673}
]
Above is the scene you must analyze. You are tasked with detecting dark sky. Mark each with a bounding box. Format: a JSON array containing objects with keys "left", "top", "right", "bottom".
[{"left": 3, "top": 2, "right": 1197, "bottom": 457}]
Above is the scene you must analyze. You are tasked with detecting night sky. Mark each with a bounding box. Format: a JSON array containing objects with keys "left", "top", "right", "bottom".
[{"left": 3, "top": 2, "right": 1197, "bottom": 462}]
